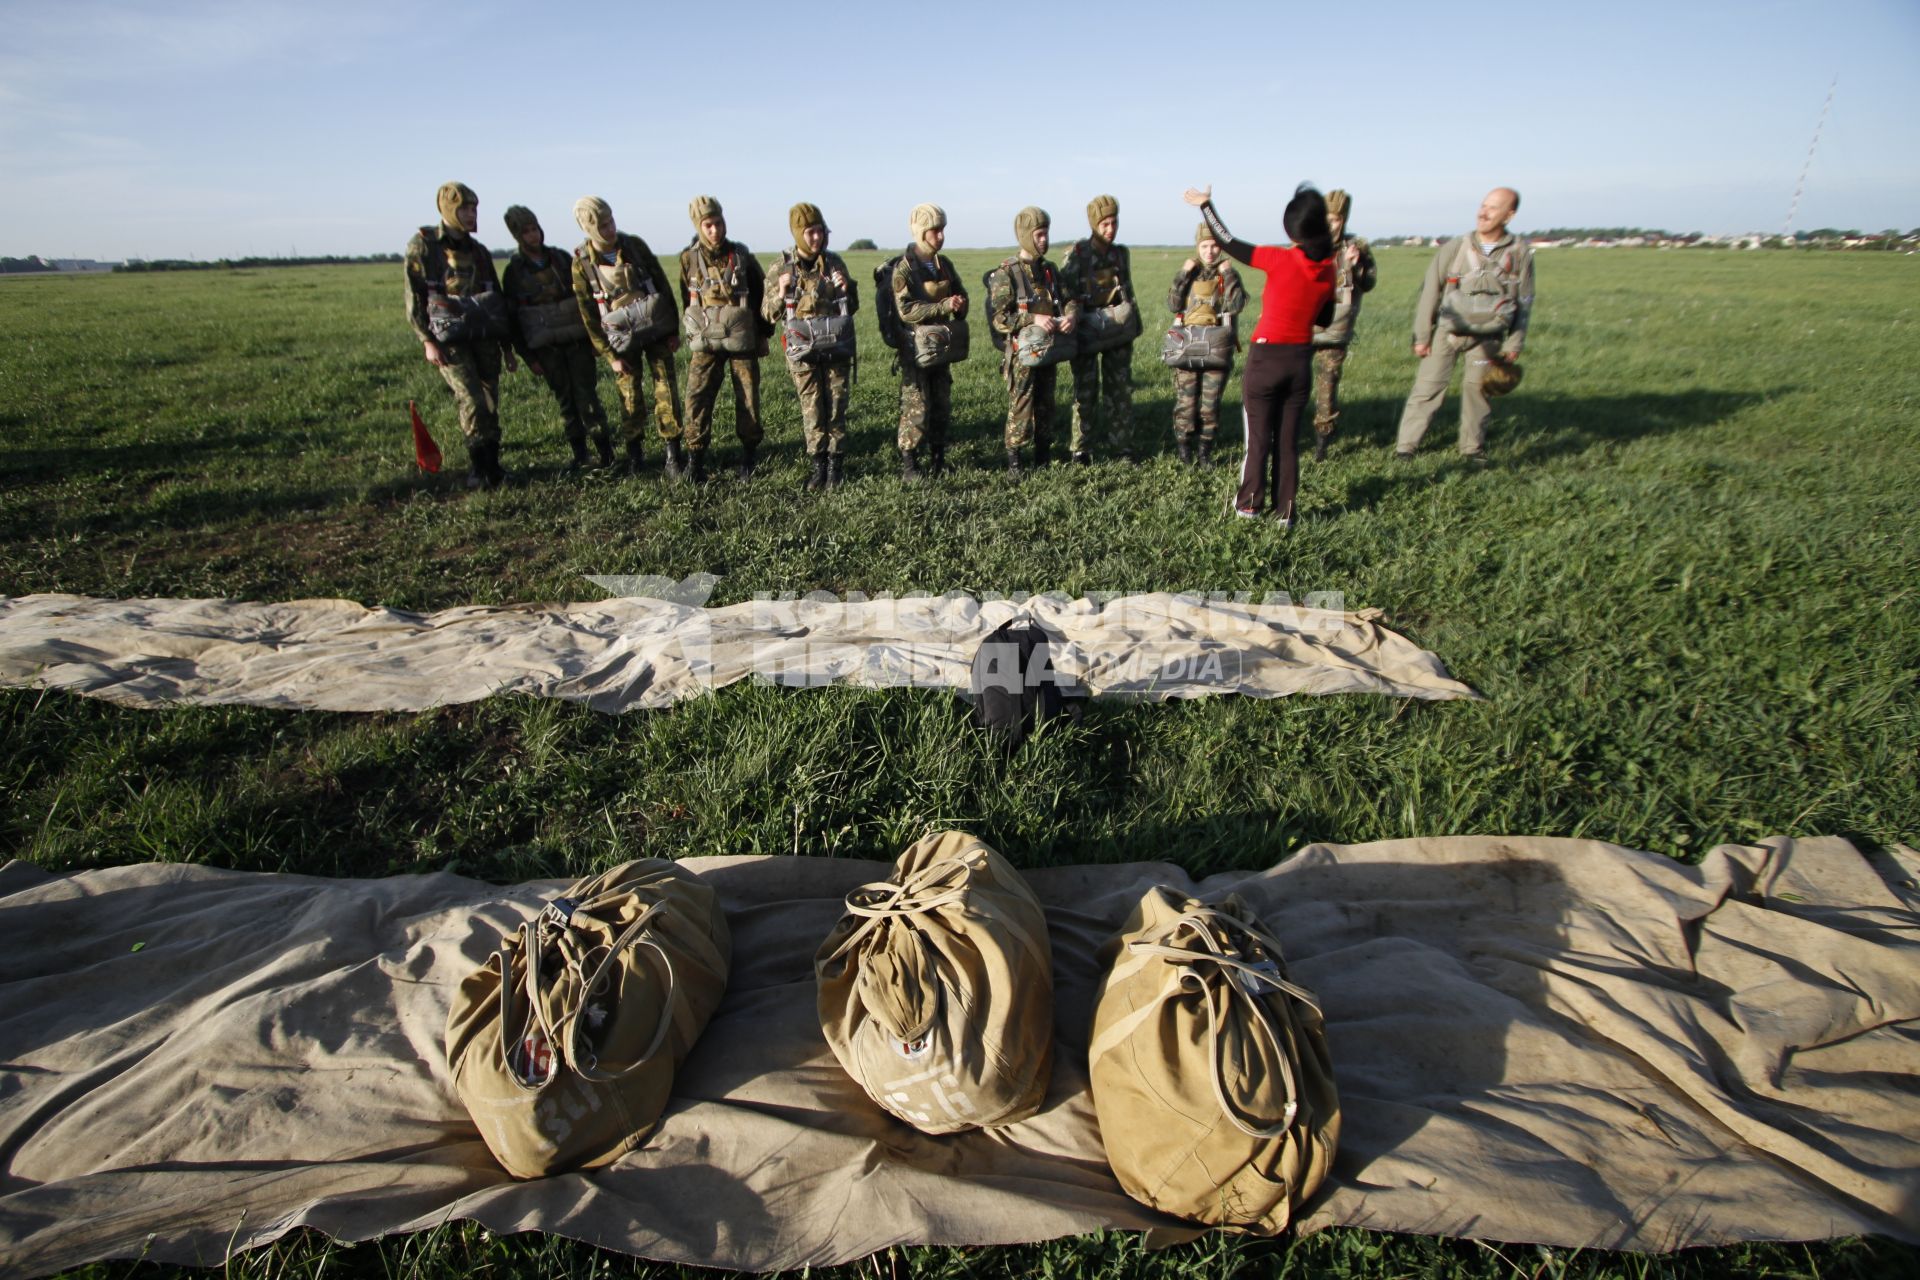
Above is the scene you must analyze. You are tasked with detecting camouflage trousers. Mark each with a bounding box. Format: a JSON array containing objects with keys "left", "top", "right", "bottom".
[
  {"left": 435, "top": 341, "right": 502, "bottom": 447},
  {"left": 533, "top": 340, "right": 608, "bottom": 446},
  {"left": 789, "top": 358, "right": 851, "bottom": 456},
  {"left": 1004, "top": 360, "right": 1061, "bottom": 450},
  {"left": 1312, "top": 346, "right": 1349, "bottom": 441},
  {"left": 610, "top": 342, "right": 684, "bottom": 447},
  {"left": 1069, "top": 346, "right": 1133, "bottom": 454},
  {"left": 897, "top": 363, "right": 953, "bottom": 453},
  {"left": 1170, "top": 365, "right": 1230, "bottom": 441},
  {"left": 1396, "top": 335, "right": 1499, "bottom": 456},
  {"left": 685, "top": 352, "right": 762, "bottom": 453}
]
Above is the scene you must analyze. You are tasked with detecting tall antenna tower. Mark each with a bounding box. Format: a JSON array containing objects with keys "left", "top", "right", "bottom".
[{"left": 1781, "top": 76, "right": 1837, "bottom": 238}]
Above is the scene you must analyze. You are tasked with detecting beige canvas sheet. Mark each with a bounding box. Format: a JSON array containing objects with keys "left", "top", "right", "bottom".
[
  {"left": 1, "top": 835, "right": 1916, "bottom": 1278},
  {"left": 0, "top": 591, "right": 1476, "bottom": 712}
]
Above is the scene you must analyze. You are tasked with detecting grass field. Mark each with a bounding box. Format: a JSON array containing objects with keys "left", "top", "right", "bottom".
[{"left": 2, "top": 242, "right": 1917, "bottom": 1279}]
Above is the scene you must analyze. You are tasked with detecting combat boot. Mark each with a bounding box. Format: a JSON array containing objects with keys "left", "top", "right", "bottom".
[
  {"left": 736, "top": 442, "right": 758, "bottom": 482},
  {"left": 1312, "top": 433, "right": 1330, "bottom": 463},
  {"left": 1196, "top": 440, "right": 1214, "bottom": 469},
  {"left": 1175, "top": 437, "right": 1193, "bottom": 466},
  {"left": 567, "top": 437, "right": 591, "bottom": 472},
  {"left": 929, "top": 445, "right": 947, "bottom": 477},
  {"left": 465, "top": 442, "right": 491, "bottom": 490},
  {"left": 592, "top": 432, "right": 615, "bottom": 468},
  {"left": 900, "top": 448, "right": 923, "bottom": 484},
  {"left": 623, "top": 437, "right": 647, "bottom": 475},
  {"left": 1033, "top": 436, "right": 1052, "bottom": 468},
  {"left": 805, "top": 451, "right": 829, "bottom": 492},
  {"left": 470, "top": 440, "right": 507, "bottom": 489},
  {"left": 688, "top": 448, "right": 708, "bottom": 484},
  {"left": 662, "top": 439, "right": 686, "bottom": 482},
  {"left": 1006, "top": 448, "right": 1024, "bottom": 478},
  {"left": 1070, "top": 450, "right": 1092, "bottom": 467},
  {"left": 825, "top": 453, "right": 845, "bottom": 489}
]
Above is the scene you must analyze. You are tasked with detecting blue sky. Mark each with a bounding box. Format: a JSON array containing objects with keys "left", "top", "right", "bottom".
[{"left": 2, "top": 0, "right": 1914, "bottom": 259}]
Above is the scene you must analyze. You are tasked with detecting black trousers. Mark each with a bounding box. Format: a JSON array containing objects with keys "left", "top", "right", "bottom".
[{"left": 1235, "top": 341, "right": 1313, "bottom": 518}]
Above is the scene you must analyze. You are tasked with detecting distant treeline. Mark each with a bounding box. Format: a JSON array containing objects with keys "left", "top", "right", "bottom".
[
  {"left": 1531, "top": 227, "right": 1918, "bottom": 245},
  {"left": 114, "top": 253, "right": 415, "bottom": 273},
  {"left": 0, "top": 258, "right": 57, "bottom": 274}
]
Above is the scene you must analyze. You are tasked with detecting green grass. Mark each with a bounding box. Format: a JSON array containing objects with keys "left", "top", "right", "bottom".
[{"left": 3, "top": 246, "right": 1917, "bottom": 1278}]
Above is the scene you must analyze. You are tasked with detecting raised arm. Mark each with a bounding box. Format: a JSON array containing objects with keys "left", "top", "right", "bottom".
[{"left": 1181, "top": 186, "right": 1255, "bottom": 266}]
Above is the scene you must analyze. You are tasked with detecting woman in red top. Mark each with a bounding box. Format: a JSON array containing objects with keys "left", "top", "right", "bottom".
[{"left": 1182, "top": 184, "right": 1336, "bottom": 525}]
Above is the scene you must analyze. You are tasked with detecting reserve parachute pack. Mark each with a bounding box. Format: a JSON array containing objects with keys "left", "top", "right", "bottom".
[
  {"left": 682, "top": 242, "right": 761, "bottom": 356},
  {"left": 1161, "top": 267, "right": 1235, "bottom": 371},
  {"left": 582, "top": 242, "right": 675, "bottom": 355},
  {"left": 1072, "top": 240, "right": 1142, "bottom": 355},
  {"left": 1089, "top": 887, "right": 1339, "bottom": 1233},
  {"left": 1437, "top": 236, "right": 1523, "bottom": 339},
  {"left": 779, "top": 250, "right": 857, "bottom": 366},
  {"left": 876, "top": 251, "right": 971, "bottom": 370},
  {"left": 986, "top": 258, "right": 1078, "bottom": 368},
  {"left": 815, "top": 830, "right": 1054, "bottom": 1134},
  {"left": 446, "top": 860, "right": 732, "bottom": 1179},
  {"left": 508, "top": 254, "right": 587, "bottom": 351},
  {"left": 421, "top": 226, "right": 508, "bottom": 346},
  {"left": 1312, "top": 239, "right": 1368, "bottom": 349}
]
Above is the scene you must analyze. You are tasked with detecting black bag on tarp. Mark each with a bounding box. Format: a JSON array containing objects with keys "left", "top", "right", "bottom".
[{"left": 970, "top": 619, "right": 1084, "bottom": 750}]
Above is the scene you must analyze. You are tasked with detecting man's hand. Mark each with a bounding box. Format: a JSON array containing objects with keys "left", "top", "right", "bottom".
[
  {"left": 503, "top": 350, "right": 519, "bottom": 374},
  {"left": 776, "top": 272, "right": 792, "bottom": 294},
  {"left": 1181, "top": 186, "right": 1212, "bottom": 208},
  {"left": 1059, "top": 315, "right": 1077, "bottom": 334},
  {"left": 830, "top": 270, "right": 847, "bottom": 289},
  {"left": 948, "top": 295, "right": 966, "bottom": 316},
  {"left": 1181, "top": 257, "right": 1197, "bottom": 273},
  {"left": 423, "top": 339, "right": 447, "bottom": 367},
  {"left": 667, "top": 336, "right": 681, "bottom": 353},
  {"left": 1343, "top": 242, "right": 1361, "bottom": 267},
  {"left": 1413, "top": 342, "right": 1431, "bottom": 358},
  {"left": 1031, "top": 314, "right": 1057, "bottom": 333},
  {"left": 612, "top": 357, "right": 631, "bottom": 377}
]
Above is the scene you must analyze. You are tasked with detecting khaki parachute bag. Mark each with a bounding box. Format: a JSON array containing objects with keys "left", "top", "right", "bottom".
[
  {"left": 1089, "top": 887, "right": 1338, "bottom": 1233},
  {"left": 985, "top": 259, "right": 1080, "bottom": 368},
  {"left": 581, "top": 244, "right": 675, "bottom": 355},
  {"left": 815, "top": 831, "right": 1054, "bottom": 1134},
  {"left": 1438, "top": 236, "right": 1521, "bottom": 339},
  {"left": 446, "top": 859, "right": 732, "bottom": 1179},
  {"left": 682, "top": 242, "right": 761, "bottom": 356},
  {"left": 1073, "top": 241, "right": 1142, "bottom": 355}
]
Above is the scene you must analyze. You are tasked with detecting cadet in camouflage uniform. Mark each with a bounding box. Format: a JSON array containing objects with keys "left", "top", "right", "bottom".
[
  {"left": 1061, "top": 194, "right": 1136, "bottom": 463},
  {"left": 501, "top": 205, "right": 612, "bottom": 472},
  {"left": 1165, "top": 221, "right": 1247, "bottom": 467},
  {"left": 679, "top": 195, "right": 770, "bottom": 483},
  {"left": 764, "top": 203, "right": 859, "bottom": 491},
  {"left": 404, "top": 181, "right": 511, "bottom": 489},
  {"left": 1309, "top": 189, "right": 1377, "bottom": 462},
  {"left": 569, "top": 196, "right": 682, "bottom": 475},
  {"left": 891, "top": 203, "right": 968, "bottom": 482},
  {"left": 1396, "top": 187, "right": 1534, "bottom": 461},
  {"left": 988, "top": 206, "right": 1081, "bottom": 476}
]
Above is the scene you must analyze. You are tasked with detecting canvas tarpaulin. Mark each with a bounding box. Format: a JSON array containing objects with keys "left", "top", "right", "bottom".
[
  {"left": 0, "top": 591, "right": 1477, "bottom": 713},
  {"left": 1, "top": 834, "right": 1916, "bottom": 1277}
]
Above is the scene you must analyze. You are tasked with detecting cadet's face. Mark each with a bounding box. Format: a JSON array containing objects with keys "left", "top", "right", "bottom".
[
  {"left": 923, "top": 226, "right": 946, "bottom": 253},
  {"left": 802, "top": 225, "right": 827, "bottom": 255},
  {"left": 1197, "top": 239, "right": 1221, "bottom": 266},
  {"left": 1476, "top": 190, "right": 1515, "bottom": 237},
  {"left": 1095, "top": 215, "right": 1118, "bottom": 242},
  {"left": 598, "top": 214, "right": 617, "bottom": 240},
  {"left": 1328, "top": 213, "right": 1346, "bottom": 239},
  {"left": 457, "top": 203, "right": 479, "bottom": 234},
  {"left": 700, "top": 216, "right": 726, "bottom": 248},
  {"left": 1030, "top": 225, "right": 1050, "bottom": 255},
  {"left": 516, "top": 224, "right": 545, "bottom": 253}
]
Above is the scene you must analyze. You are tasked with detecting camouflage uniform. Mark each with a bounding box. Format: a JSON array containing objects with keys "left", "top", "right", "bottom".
[
  {"left": 501, "top": 213, "right": 609, "bottom": 466},
  {"left": 1165, "top": 231, "right": 1246, "bottom": 450},
  {"left": 764, "top": 204, "right": 859, "bottom": 471},
  {"left": 1310, "top": 190, "right": 1378, "bottom": 453},
  {"left": 570, "top": 213, "right": 682, "bottom": 465},
  {"left": 1396, "top": 227, "right": 1535, "bottom": 457},
  {"left": 678, "top": 221, "right": 769, "bottom": 466},
  {"left": 892, "top": 245, "right": 968, "bottom": 458},
  {"left": 1061, "top": 196, "right": 1136, "bottom": 458},
  {"left": 404, "top": 186, "right": 507, "bottom": 476},
  {"left": 989, "top": 208, "right": 1081, "bottom": 468}
]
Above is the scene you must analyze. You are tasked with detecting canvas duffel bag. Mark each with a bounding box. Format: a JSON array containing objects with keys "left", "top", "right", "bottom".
[
  {"left": 1160, "top": 323, "right": 1235, "bottom": 371},
  {"left": 1089, "top": 887, "right": 1338, "bottom": 1233},
  {"left": 910, "top": 318, "right": 970, "bottom": 369},
  {"left": 516, "top": 298, "right": 587, "bottom": 351},
  {"left": 446, "top": 859, "right": 732, "bottom": 1179},
  {"left": 1014, "top": 322, "right": 1077, "bottom": 369},
  {"left": 683, "top": 301, "right": 760, "bottom": 355},
  {"left": 427, "top": 289, "right": 509, "bottom": 346},
  {"left": 600, "top": 291, "right": 676, "bottom": 355},
  {"left": 1076, "top": 299, "right": 1142, "bottom": 354},
  {"left": 816, "top": 830, "right": 1054, "bottom": 1134},
  {"left": 784, "top": 312, "right": 856, "bottom": 365}
]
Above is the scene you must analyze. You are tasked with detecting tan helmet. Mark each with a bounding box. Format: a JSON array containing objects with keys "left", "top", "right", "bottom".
[
  {"left": 910, "top": 203, "right": 947, "bottom": 254},
  {"left": 1014, "top": 206, "right": 1050, "bottom": 257},
  {"left": 1482, "top": 358, "right": 1524, "bottom": 397},
  {"left": 436, "top": 181, "right": 477, "bottom": 230},
  {"left": 502, "top": 205, "right": 540, "bottom": 238},
  {"left": 1325, "top": 189, "right": 1351, "bottom": 221},
  {"left": 789, "top": 202, "right": 826, "bottom": 251},
  {"left": 1086, "top": 193, "right": 1118, "bottom": 234},
  {"left": 573, "top": 196, "right": 615, "bottom": 251},
  {"left": 688, "top": 194, "right": 723, "bottom": 226},
  {"left": 1194, "top": 221, "right": 1217, "bottom": 247}
]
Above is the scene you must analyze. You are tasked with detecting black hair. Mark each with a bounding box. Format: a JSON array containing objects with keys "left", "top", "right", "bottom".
[{"left": 1285, "top": 183, "right": 1334, "bottom": 262}]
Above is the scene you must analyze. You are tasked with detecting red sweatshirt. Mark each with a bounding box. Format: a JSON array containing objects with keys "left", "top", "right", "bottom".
[{"left": 1245, "top": 245, "right": 1336, "bottom": 346}]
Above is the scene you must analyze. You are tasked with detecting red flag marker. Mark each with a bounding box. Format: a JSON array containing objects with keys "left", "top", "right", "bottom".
[{"left": 409, "top": 400, "right": 442, "bottom": 473}]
